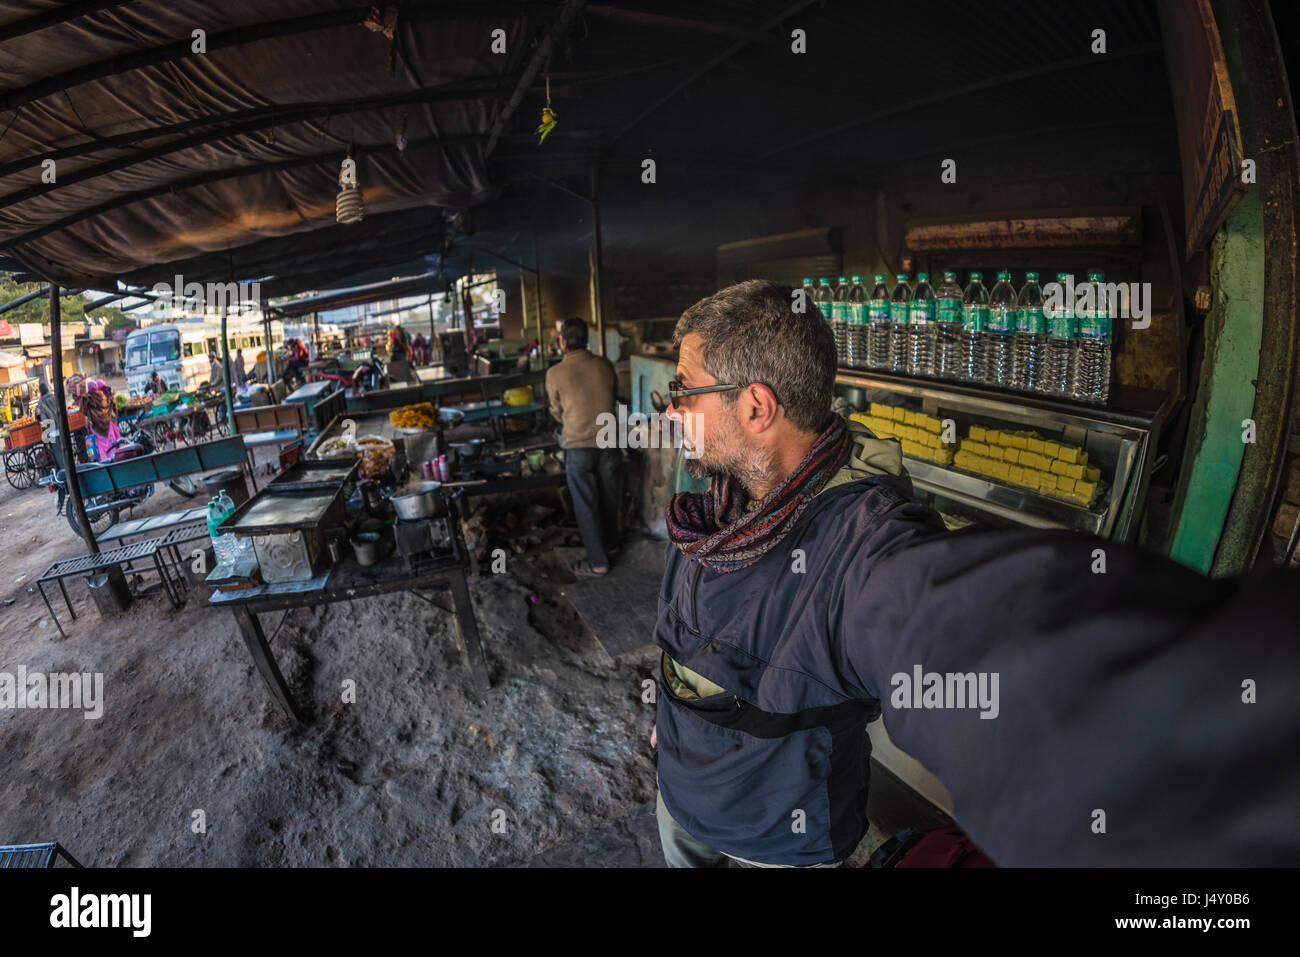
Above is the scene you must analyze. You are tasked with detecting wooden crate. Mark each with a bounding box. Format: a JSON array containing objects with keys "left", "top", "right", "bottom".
[{"left": 3, "top": 422, "right": 42, "bottom": 448}]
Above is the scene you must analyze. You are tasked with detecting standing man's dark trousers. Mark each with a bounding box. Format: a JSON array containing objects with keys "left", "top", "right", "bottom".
[{"left": 565, "top": 446, "right": 620, "bottom": 568}]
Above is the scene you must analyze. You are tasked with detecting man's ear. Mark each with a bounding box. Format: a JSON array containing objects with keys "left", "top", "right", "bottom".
[{"left": 743, "top": 382, "right": 780, "bottom": 434}]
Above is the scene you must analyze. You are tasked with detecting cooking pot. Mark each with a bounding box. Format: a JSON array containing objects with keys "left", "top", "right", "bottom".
[{"left": 391, "top": 480, "right": 442, "bottom": 520}]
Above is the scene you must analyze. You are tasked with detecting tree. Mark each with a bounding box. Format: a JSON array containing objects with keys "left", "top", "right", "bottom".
[{"left": 0, "top": 272, "right": 85, "bottom": 324}]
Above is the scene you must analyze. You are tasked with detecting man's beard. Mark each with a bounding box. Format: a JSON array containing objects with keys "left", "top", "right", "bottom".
[{"left": 682, "top": 409, "right": 777, "bottom": 497}]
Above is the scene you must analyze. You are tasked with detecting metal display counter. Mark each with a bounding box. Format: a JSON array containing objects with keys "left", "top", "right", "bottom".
[{"left": 835, "top": 371, "right": 1171, "bottom": 543}]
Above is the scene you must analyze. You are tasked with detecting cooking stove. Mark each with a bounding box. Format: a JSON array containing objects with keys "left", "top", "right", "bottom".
[{"left": 393, "top": 514, "right": 456, "bottom": 570}]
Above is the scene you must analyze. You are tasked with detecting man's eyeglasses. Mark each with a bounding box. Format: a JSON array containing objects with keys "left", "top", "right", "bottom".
[{"left": 667, "top": 378, "right": 739, "bottom": 409}]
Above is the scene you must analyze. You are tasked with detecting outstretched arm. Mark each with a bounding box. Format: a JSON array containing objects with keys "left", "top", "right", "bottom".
[{"left": 836, "top": 522, "right": 1300, "bottom": 866}]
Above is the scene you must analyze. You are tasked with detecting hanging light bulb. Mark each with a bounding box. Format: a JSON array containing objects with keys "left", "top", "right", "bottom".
[{"left": 336, "top": 153, "right": 363, "bottom": 224}]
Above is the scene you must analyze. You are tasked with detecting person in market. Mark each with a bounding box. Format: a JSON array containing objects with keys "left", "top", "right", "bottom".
[
  {"left": 36, "top": 381, "right": 58, "bottom": 426},
  {"left": 389, "top": 322, "right": 411, "bottom": 362},
  {"left": 144, "top": 370, "right": 167, "bottom": 395},
  {"left": 81, "top": 377, "right": 120, "bottom": 461},
  {"left": 233, "top": 348, "right": 247, "bottom": 387},
  {"left": 209, "top": 355, "right": 226, "bottom": 391},
  {"left": 545, "top": 317, "right": 620, "bottom": 575},
  {"left": 650, "top": 279, "right": 1299, "bottom": 869},
  {"left": 412, "top": 331, "right": 429, "bottom": 366},
  {"left": 281, "top": 338, "right": 310, "bottom": 385}
]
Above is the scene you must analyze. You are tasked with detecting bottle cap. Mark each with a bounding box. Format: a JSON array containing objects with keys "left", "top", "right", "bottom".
[
  {"left": 1087, "top": 270, "right": 1104, "bottom": 281},
  {"left": 851, "top": 274, "right": 863, "bottom": 282},
  {"left": 917, "top": 272, "right": 929, "bottom": 281},
  {"left": 838, "top": 276, "right": 848, "bottom": 283},
  {"left": 819, "top": 277, "right": 830, "bottom": 283},
  {"left": 943, "top": 270, "right": 957, "bottom": 280},
  {"left": 874, "top": 274, "right": 886, "bottom": 282},
  {"left": 997, "top": 270, "right": 1011, "bottom": 280},
  {"left": 1025, "top": 271, "right": 1039, "bottom": 281},
  {"left": 969, "top": 271, "right": 983, "bottom": 280},
  {"left": 895, "top": 274, "right": 908, "bottom": 282}
]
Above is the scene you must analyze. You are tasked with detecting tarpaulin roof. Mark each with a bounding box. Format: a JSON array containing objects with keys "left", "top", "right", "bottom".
[{"left": 0, "top": 1, "right": 547, "bottom": 295}]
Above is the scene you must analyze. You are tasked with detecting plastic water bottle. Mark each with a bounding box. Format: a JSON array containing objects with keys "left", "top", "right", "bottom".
[
  {"left": 1072, "top": 269, "right": 1112, "bottom": 404},
  {"left": 908, "top": 272, "right": 936, "bottom": 376},
  {"left": 986, "top": 271, "right": 1017, "bottom": 388},
  {"left": 933, "top": 271, "right": 963, "bottom": 381},
  {"left": 207, "top": 497, "right": 233, "bottom": 566},
  {"left": 800, "top": 277, "right": 816, "bottom": 318},
  {"left": 814, "top": 277, "right": 835, "bottom": 333},
  {"left": 867, "top": 274, "right": 891, "bottom": 369},
  {"left": 846, "top": 275, "right": 868, "bottom": 369},
  {"left": 888, "top": 274, "right": 911, "bottom": 373},
  {"left": 960, "top": 272, "right": 989, "bottom": 383},
  {"left": 831, "top": 275, "right": 850, "bottom": 367},
  {"left": 1013, "top": 271, "right": 1047, "bottom": 393},
  {"left": 1044, "top": 271, "right": 1076, "bottom": 397}
]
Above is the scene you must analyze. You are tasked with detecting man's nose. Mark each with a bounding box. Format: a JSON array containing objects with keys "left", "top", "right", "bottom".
[{"left": 664, "top": 401, "right": 683, "bottom": 423}]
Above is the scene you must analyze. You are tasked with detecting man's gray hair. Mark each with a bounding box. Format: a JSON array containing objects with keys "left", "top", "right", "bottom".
[{"left": 674, "top": 279, "right": 835, "bottom": 432}]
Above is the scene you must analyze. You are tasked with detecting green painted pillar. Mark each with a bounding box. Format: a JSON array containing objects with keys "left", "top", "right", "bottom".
[{"left": 1167, "top": 189, "right": 1265, "bottom": 574}]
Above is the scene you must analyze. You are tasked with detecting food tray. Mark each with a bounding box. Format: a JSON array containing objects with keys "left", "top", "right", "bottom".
[
  {"left": 269, "top": 457, "right": 360, "bottom": 491},
  {"left": 217, "top": 484, "right": 349, "bottom": 536}
]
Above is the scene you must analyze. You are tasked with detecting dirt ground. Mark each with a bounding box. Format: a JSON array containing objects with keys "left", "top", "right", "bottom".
[{"left": 0, "top": 446, "right": 664, "bottom": 866}]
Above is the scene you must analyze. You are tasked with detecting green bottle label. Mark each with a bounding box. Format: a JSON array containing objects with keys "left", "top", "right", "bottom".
[
  {"left": 1048, "top": 314, "right": 1075, "bottom": 340},
  {"left": 868, "top": 302, "right": 891, "bottom": 322},
  {"left": 849, "top": 303, "right": 867, "bottom": 323},
  {"left": 909, "top": 300, "right": 936, "bottom": 324},
  {"left": 832, "top": 302, "right": 848, "bottom": 322},
  {"left": 987, "top": 306, "right": 1016, "bottom": 334},
  {"left": 1078, "top": 315, "right": 1111, "bottom": 340},
  {"left": 1016, "top": 307, "right": 1046, "bottom": 335},
  {"left": 936, "top": 298, "right": 961, "bottom": 323},
  {"left": 962, "top": 304, "right": 988, "bottom": 332},
  {"left": 819, "top": 303, "right": 833, "bottom": 322},
  {"left": 891, "top": 302, "right": 909, "bottom": 326}
]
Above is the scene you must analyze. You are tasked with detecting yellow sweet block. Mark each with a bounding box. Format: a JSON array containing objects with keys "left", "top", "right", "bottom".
[
  {"left": 1056, "top": 445, "right": 1080, "bottom": 464},
  {"left": 1075, "top": 480, "right": 1097, "bottom": 501},
  {"left": 934, "top": 447, "right": 954, "bottom": 464},
  {"left": 1007, "top": 433, "right": 1026, "bottom": 450},
  {"left": 1043, "top": 440, "right": 1061, "bottom": 459},
  {"left": 1057, "top": 477, "right": 1076, "bottom": 494},
  {"left": 887, "top": 406, "right": 903, "bottom": 421},
  {"left": 1050, "top": 459, "right": 1069, "bottom": 476},
  {"left": 1003, "top": 448, "right": 1019, "bottom": 464},
  {"left": 969, "top": 426, "right": 987, "bottom": 443},
  {"left": 1061, "top": 462, "right": 1082, "bottom": 480},
  {"left": 1026, "top": 438, "right": 1045, "bottom": 454},
  {"left": 921, "top": 416, "right": 941, "bottom": 434},
  {"left": 1084, "top": 465, "right": 1100, "bottom": 483},
  {"left": 1039, "top": 472, "right": 1058, "bottom": 491}
]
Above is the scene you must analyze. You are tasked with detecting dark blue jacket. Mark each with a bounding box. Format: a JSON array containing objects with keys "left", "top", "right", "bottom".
[{"left": 654, "top": 461, "right": 1300, "bottom": 866}]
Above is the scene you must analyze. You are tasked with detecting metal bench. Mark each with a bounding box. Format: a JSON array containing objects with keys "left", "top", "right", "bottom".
[
  {"left": 37, "top": 536, "right": 191, "bottom": 637},
  {"left": 0, "top": 842, "right": 82, "bottom": 868},
  {"left": 95, "top": 505, "right": 210, "bottom": 546}
]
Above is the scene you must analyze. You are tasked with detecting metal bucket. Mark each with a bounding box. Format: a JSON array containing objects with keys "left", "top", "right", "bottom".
[{"left": 86, "top": 564, "right": 132, "bottom": 615}]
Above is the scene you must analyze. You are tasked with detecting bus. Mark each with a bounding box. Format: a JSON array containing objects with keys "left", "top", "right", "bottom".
[{"left": 124, "top": 324, "right": 210, "bottom": 394}]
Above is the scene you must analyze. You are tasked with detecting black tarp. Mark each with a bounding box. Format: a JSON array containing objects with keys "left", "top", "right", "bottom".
[{"left": 0, "top": 1, "right": 529, "bottom": 290}]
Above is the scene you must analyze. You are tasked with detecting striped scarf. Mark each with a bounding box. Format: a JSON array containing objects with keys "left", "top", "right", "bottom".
[{"left": 666, "top": 414, "right": 850, "bottom": 574}]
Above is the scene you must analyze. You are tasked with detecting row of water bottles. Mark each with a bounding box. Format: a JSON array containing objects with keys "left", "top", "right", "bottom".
[
  {"left": 207, "top": 491, "right": 253, "bottom": 566},
  {"left": 810, "top": 270, "right": 1110, "bottom": 404}
]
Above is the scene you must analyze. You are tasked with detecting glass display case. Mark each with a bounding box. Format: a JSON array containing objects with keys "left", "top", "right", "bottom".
[{"left": 834, "top": 371, "right": 1171, "bottom": 542}]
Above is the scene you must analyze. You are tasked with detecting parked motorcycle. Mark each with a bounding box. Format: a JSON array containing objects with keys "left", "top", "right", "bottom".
[{"left": 40, "top": 429, "right": 195, "bottom": 538}]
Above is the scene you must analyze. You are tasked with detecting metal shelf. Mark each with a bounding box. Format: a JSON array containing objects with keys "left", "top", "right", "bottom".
[{"left": 837, "top": 370, "right": 1164, "bottom": 543}]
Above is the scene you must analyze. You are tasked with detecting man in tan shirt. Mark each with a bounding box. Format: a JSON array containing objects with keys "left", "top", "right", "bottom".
[{"left": 546, "top": 317, "right": 620, "bottom": 574}]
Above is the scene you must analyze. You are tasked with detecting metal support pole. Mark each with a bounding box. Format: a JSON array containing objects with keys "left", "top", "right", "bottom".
[
  {"left": 261, "top": 302, "right": 276, "bottom": 383},
  {"left": 50, "top": 284, "right": 96, "bottom": 553},
  {"left": 589, "top": 161, "right": 605, "bottom": 356},
  {"left": 533, "top": 235, "right": 543, "bottom": 350},
  {"left": 221, "top": 303, "right": 235, "bottom": 435}
]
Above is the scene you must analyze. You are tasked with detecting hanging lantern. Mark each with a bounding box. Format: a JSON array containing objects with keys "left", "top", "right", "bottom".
[{"left": 336, "top": 154, "right": 363, "bottom": 224}]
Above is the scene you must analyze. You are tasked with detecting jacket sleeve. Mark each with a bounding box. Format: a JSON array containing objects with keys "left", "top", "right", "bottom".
[
  {"left": 835, "top": 522, "right": 1300, "bottom": 866},
  {"left": 545, "top": 369, "right": 562, "bottom": 424}
]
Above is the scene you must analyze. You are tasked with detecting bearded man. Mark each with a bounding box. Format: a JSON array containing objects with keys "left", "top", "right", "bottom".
[{"left": 650, "top": 279, "right": 1299, "bottom": 868}]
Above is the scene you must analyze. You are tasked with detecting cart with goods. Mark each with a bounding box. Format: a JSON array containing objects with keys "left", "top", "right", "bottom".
[{"left": 3, "top": 417, "right": 54, "bottom": 490}]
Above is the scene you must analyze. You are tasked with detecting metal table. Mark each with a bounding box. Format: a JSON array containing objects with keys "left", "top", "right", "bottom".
[{"left": 208, "top": 542, "right": 489, "bottom": 724}]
